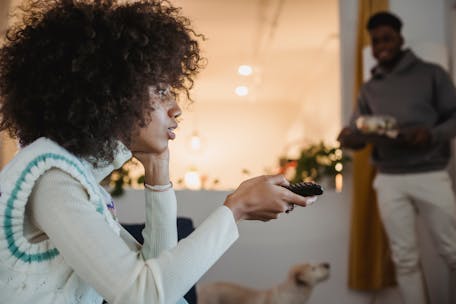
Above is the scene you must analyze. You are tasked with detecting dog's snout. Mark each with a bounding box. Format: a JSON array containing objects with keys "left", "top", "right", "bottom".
[{"left": 322, "top": 263, "right": 330, "bottom": 269}]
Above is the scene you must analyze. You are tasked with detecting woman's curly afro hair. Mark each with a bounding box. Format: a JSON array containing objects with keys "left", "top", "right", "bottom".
[{"left": 0, "top": 0, "right": 204, "bottom": 163}]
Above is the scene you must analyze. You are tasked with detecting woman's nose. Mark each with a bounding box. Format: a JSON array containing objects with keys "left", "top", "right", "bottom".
[{"left": 169, "top": 102, "right": 182, "bottom": 120}]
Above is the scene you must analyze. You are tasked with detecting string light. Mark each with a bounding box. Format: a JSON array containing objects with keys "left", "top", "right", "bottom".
[
  {"left": 335, "top": 173, "right": 343, "bottom": 192},
  {"left": 184, "top": 169, "right": 202, "bottom": 190},
  {"left": 335, "top": 162, "right": 343, "bottom": 172}
]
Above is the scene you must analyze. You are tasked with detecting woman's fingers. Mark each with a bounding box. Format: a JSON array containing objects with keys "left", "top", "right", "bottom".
[
  {"left": 267, "top": 174, "right": 319, "bottom": 207},
  {"left": 277, "top": 186, "right": 308, "bottom": 207},
  {"left": 305, "top": 196, "right": 318, "bottom": 205},
  {"left": 224, "top": 174, "right": 320, "bottom": 222},
  {"left": 246, "top": 211, "right": 280, "bottom": 222},
  {"left": 266, "top": 174, "right": 290, "bottom": 187}
]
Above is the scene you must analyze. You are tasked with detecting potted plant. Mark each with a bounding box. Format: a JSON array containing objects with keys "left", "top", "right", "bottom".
[{"left": 279, "top": 141, "right": 351, "bottom": 189}]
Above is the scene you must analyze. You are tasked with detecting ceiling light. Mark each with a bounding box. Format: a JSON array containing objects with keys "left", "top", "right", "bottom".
[
  {"left": 238, "top": 65, "right": 253, "bottom": 76},
  {"left": 235, "top": 86, "right": 249, "bottom": 96}
]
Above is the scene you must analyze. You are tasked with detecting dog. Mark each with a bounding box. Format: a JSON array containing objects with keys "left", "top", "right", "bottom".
[{"left": 197, "top": 262, "right": 330, "bottom": 304}]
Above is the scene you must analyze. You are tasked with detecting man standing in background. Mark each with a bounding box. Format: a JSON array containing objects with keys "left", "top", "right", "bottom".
[{"left": 338, "top": 11, "right": 456, "bottom": 304}]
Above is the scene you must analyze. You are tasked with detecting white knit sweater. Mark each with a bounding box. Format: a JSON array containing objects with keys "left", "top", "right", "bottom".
[{"left": 0, "top": 137, "right": 238, "bottom": 304}]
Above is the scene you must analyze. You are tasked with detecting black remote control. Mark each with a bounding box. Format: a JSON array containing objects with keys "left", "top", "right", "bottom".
[{"left": 284, "top": 182, "right": 324, "bottom": 197}]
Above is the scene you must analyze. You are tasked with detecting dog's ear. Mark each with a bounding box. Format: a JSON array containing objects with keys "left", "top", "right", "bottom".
[
  {"left": 289, "top": 264, "right": 311, "bottom": 287},
  {"left": 294, "top": 271, "right": 309, "bottom": 287}
]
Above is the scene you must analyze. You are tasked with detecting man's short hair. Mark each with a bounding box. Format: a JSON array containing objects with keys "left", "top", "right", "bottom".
[{"left": 366, "top": 11, "right": 402, "bottom": 32}]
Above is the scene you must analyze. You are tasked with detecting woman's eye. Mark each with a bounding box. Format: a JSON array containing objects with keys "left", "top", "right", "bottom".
[
  {"left": 157, "top": 86, "right": 170, "bottom": 97},
  {"left": 149, "top": 85, "right": 171, "bottom": 99}
]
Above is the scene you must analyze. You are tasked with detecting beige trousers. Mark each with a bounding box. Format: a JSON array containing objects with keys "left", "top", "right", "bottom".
[{"left": 374, "top": 170, "right": 456, "bottom": 304}]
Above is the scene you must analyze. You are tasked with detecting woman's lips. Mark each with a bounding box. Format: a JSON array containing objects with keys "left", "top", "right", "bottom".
[{"left": 168, "top": 129, "right": 176, "bottom": 140}]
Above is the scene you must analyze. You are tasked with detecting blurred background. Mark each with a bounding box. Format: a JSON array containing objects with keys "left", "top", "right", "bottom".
[{"left": 1, "top": 0, "right": 455, "bottom": 303}]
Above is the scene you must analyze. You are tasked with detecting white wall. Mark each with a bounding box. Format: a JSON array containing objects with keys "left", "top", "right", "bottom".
[
  {"left": 338, "top": 0, "right": 358, "bottom": 126},
  {"left": 391, "top": 0, "right": 446, "bottom": 47}
]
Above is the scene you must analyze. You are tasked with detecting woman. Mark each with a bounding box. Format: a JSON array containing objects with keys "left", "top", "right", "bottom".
[{"left": 0, "top": 1, "right": 313, "bottom": 303}]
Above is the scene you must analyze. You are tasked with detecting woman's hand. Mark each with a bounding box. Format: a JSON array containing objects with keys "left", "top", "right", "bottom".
[
  {"left": 223, "top": 174, "right": 315, "bottom": 222},
  {"left": 133, "top": 148, "right": 170, "bottom": 185}
]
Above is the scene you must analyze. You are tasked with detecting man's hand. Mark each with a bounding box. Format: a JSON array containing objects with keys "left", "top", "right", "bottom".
[
  {"left": 400, "top": 127, "right": 432, "bottom": 148},
  {"left": 337, "top": 127, "right": 367, "bottom": 150}
]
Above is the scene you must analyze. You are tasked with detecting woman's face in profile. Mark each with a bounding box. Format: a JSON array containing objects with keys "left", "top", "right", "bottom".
[{"left": 129, "top": 86, "right": 182, "bottom": 155}]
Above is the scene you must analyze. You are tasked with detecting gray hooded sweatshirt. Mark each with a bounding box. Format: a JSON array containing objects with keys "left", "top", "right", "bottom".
[{"left": 351, "top": 49, "right": 456, "bottom": 174}]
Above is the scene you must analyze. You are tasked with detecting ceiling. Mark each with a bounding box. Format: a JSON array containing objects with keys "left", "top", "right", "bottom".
[
  {"left": 6, "top": 0, "right": 340, "bottom": 105},
  {"left": 173, "top": 0, "right": 340, "bottom": 104}
]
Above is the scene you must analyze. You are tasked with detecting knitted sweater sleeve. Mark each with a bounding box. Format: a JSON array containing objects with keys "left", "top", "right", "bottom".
[
  {"left": 140, "top": 186, "right": 178, "bottom": 259},
  {"left": 29, "top": 169, "right": 239, "bottom": 304}
]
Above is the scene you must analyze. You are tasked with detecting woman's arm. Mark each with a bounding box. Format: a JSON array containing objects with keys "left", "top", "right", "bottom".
[
  {"left": 132, "top": 149, "right": 180, "bottom": 259},
  {"left": 30, "top": 169, "right": 238, "bottom": 304},
  {"left": 140, "top": 187, "right": 178, "bottom": 259}
]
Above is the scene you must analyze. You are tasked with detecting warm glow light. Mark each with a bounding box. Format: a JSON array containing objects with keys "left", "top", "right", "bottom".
[
  {"left": 335, "top": 162, "right": 343, "bottom": 172},
  {"left": 238, "top": 65, "right": 253, "bottom": 76},
  {"left": 335, "top": 149, "right": 343, "bottom": 158},
  {"left": 235, "top": 86, "right": 249, "bottom": 96},
  {"left": 190, "top": 133, "right": 201, "bottom": 151},
  {"left": 184, "top": 170, "right": 202, "bottom": 190},
  {"left": 335, "top": 173, "right": 343, "bottom": 192}
]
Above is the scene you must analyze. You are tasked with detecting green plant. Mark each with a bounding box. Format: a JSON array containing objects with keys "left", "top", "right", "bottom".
[
  {"left": 281, "top": 142, "right": 351, "bottom": 184},
  {"left": 105, "top": 159, "right": 145, "bottom": 197}
]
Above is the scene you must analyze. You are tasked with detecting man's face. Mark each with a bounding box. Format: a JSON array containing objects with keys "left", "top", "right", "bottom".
[{"left": 369, "top": 25, "right": 403, "bottom": 65}]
